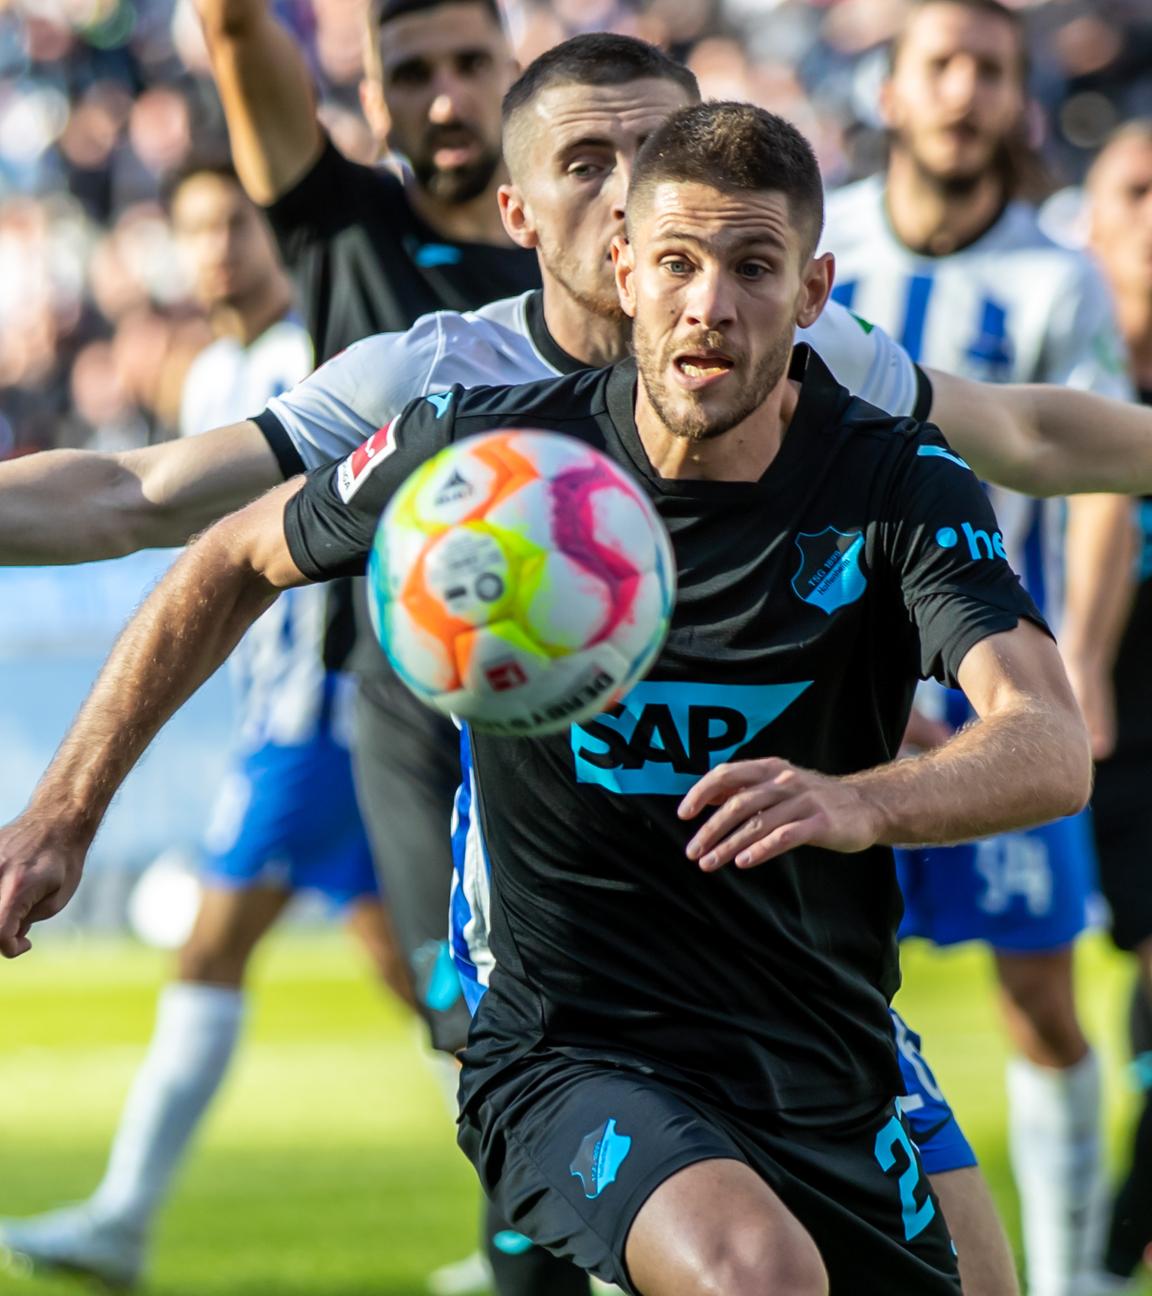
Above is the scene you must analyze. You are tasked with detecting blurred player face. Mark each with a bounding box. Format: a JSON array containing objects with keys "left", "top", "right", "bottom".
[
  {"left": 1089, "top": 134, "right": 1152, "bottom": 298},
  {"left": 170, "top": 172, "right": 281, "bottom": 311},
  {"left": 615, "top": 180, "right": 832, "bottom": 441},
  {"left": 372, "top": 3, "right": 513, "bottom": 204},
  {"left": 883, "top": 3, "right": 1025, "bottom": 192},
  {"left": 500, "top": 78, "right": 694, "bottom": 322}
]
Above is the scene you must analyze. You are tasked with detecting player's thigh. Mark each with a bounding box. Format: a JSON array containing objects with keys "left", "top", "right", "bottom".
[
  {"left": 178, "top": 883, "right": 292, "bottom": 984},
  {"left": 458, "top": 1055, "right": 738, "bottom": 1292},
  {"left": 928, "top": 1167, "right": 1019, "bottom": 1296},
  {"left": 753, "top": 1103, "right": 961, "bottom": 1295},
  {"left": 992, "top": 945, "right": 1087, "bottom": 1064},
  {"left": 625, "top": 1157, "right": 827, "bottom": 1296}
]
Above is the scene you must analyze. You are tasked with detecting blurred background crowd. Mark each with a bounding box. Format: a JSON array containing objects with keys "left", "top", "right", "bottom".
[{"left": 2, "top": 0, "right": 1150, "bottom": 462}]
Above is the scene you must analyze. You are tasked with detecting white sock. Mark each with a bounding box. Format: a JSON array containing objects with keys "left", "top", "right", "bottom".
[
  {"left": 1007, "top": 1049, "right": 1107, "bottom": 1296},
  {"left": 87, "top": 982, "right": 246, "bottom": 1236}
]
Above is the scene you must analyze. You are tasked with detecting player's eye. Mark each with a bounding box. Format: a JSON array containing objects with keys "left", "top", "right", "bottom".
[
  {"left": 567, "top": 161, "right": 606, "bottom": 179},
  {"left": 456, "top": 50, "right": 492, "bottom": 77},
  {"left": 660, "top": 257, "right": 692, "bottom": 276},
  {"left": 736, "top": 261, "right": 770, "bottom": 280},
  {"left": 391, "top": 60, "right": 431, "bottom": 88}
]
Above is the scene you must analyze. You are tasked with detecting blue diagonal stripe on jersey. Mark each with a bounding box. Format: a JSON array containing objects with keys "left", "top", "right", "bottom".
[{"left": 916, "top": 445, "right": 970, "bottom": 471}]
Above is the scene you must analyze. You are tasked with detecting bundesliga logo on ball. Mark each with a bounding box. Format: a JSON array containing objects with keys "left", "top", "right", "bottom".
[{"left": 368, "top": 430, "right": 676, "bottom": 736}]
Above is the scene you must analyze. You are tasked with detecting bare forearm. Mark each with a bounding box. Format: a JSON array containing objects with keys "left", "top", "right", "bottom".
[
  {"left": 927, "top": 371, "right": 1152, "bottom": 497},
  {"left": 0, "top": 425, "right": 281, "bottom": 565},
  {"left": 0, "top": 451, "right": 152, "bottom": 563},
  {"left": 1061, "top": 493, "right": 1135, "bottom": 668},
  {"left": 27, "top": 531, "right": 278, "bottom": 839},
  {"left": 847, "top": 697, "right": 1091, "bottom": 847},
  {"left": 198, "top": 0, "right": 321, "bottom": 204}
]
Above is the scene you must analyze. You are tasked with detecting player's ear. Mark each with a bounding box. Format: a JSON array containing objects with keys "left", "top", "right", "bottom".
[
  {"left": 612, "top": 235, "right": 636, "bottom": 319},
  {"left": 795, "top": 251, "right": 834, "bottom": 329},
  {"left": 499, "top": 183, "right": 539, "bottom": 250},
  {"left": 359, "top": 77, "right": 391, "bottom": 148}
]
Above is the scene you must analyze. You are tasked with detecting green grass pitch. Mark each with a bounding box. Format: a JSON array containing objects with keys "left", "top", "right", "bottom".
[{"left": 0, "top": 928, "right": 1149, "bottom": 1294}]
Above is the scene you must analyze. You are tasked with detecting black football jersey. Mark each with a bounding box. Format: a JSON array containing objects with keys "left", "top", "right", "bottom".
[
  {"left": 284, "top": 346, "right": 1044, "bottom": 1116},
  {"left": 264, "top": 138, "right": 541, "bottom": 366}
]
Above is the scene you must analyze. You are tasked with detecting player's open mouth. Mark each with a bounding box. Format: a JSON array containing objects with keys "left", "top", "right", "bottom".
[{"left": 673, "top": 353, "right": 734, "bottom": 389}]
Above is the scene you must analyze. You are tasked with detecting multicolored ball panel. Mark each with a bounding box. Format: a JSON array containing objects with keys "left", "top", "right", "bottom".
[{"left": 370, "top": 430, "right": 676, "bottom": 735}]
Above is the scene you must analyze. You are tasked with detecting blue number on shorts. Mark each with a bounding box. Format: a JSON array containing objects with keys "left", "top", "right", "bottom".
[{"left": 874, "top": 1114, "right": 937, "bottom": 1241}]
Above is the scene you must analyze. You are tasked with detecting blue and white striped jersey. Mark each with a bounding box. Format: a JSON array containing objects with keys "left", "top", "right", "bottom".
[
  {"left": 824, "top": 174, "right": 1132, "bottom": 629},
  {"left": 181, "top": 320, "right": 353, "bottom": 750}
]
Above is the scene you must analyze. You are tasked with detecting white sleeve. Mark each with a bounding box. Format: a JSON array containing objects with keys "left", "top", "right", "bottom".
[
  {"left": 1039, "top": 258, "right": 1134, "bottom": 400},
  {"left": 264, "top": 316, "right": 450, "bottom": 470},
  {"left": 799, "top": 300, "right": 923, "bottom": 418}
]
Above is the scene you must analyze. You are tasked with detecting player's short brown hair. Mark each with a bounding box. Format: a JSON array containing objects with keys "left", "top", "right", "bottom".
[{"left": 627, "top": 102, "right": 824, "bottom": 258}]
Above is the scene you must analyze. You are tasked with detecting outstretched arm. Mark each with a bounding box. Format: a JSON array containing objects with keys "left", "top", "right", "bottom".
[
  {"left": 0, "top": 477, "right": 307, "bottom": 956},
  {"left": 197, "top": 0, "right": 323, "bottom": 204},
  {"left": 0, "top": 420, "right": 283, "bottom": 564},
  {"left": 927, "top": 368, "right": 1152, "bottom": 497},
  {"left": 678, "top": 620, "right": 1091, "bottom": 870}
]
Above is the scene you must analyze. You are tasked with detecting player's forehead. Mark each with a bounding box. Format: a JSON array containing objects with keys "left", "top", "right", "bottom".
[
  {"left": 380, "top": 3, "right": 506, "bottom": 70},
  {"left": 897, "top": 4, "right": 1020, "bottom": 68},
  {"left": 1092, "top": 137, "right": 1152, "bottom": 197},
  {"left": 639, "top": 180, "right": 796, "bottom": 254},
  {"left": 530, "top": 79, "right": 691, "bottom": 155},
  {"left": 171, "top": 173, "right": 247, "bottom": 227}
]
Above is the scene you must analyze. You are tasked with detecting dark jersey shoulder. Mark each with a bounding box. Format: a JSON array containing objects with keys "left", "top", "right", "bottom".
[{"left": 263, "top": 137, "right": 540, "bottom": 362}]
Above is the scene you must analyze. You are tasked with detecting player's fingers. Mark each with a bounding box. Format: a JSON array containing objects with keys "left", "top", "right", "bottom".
[
  {"left": 697, "top": 796, "right": 815, "bottom": 872},
  {"left": 686, "top": 786, "right": 789, "bottom": 861},
  {"left": 733, "top": 815, "right": 825, "bottom": 868},
  {"left": 678, "top": 759, "right": 793, "bottom": 819}
]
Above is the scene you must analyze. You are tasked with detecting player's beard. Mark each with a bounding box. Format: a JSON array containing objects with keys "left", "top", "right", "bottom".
[
  {"left": 634, "top": 320, "right": 795, "bottom": 443},
  {"left": 410, "top": 128, "right": 502, "bottom": 205},
  {"left": 893, "top": 126, "right": 1009, "bottom": 199},
  {"left": 539, "top": 238, "right": 628, "bottom": 327}
]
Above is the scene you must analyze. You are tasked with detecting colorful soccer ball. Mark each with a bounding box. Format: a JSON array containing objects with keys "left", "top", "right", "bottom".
[{"left": 368, "top": 429, "right": 676, "bottom": 736}]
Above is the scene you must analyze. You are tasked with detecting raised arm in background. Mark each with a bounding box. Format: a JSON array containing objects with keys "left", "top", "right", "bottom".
[{"left": 196, "top": 0, "right": 323, "bottom": 204}]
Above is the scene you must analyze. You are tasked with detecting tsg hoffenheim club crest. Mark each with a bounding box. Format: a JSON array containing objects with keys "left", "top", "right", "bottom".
[{"left": 791, "top": 527, "right": 867, "bottom": 615}]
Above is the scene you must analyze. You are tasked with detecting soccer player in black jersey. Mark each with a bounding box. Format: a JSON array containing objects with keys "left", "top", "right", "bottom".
[
  {"left": 0, "top": 103, "right": 1091, "bottom": 1294},
  {"left": 1085, "top": 123, "right": 1152, "bottom": 1292}
]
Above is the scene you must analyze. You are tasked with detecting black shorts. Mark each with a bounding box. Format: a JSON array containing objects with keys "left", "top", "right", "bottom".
[
  {"left": 352, "top": 670, "right": 472, "bottom": 1053},
  {"left": 458, "top": 1050, "right": 961, "bottom": 1294},
  {"left": 1092, "top": 756, "right": 1152, "bottom": 952}
]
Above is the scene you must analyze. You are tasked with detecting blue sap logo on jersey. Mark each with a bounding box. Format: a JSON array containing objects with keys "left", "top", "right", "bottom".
[
  {"left": 570, "top": 1119, "right": 632, "bottom": 1199},
  {"left": 572, "top": 680, "right": 812, "bottom": 795},
  {"left": 935, "top": 522, "right": 1007, "bottom": 561},
  {"left": 425, "top": 392, "right": 453, "bottom": 419},
  {"left": 791, "top": 527, "right": 866, "bottom": 615}
]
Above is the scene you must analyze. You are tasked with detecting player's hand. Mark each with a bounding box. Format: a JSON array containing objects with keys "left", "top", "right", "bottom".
[
  {"left": 678, "top": 758, "right": 882, "bottom": 871},
  {"left": 0, "top": 815, "right": 87, "bottom": 958}
]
